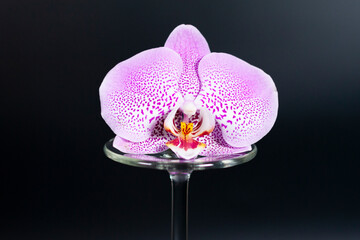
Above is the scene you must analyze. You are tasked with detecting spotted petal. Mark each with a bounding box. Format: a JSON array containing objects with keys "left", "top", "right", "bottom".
[
  {"left": 113, "top": 114, "right": 173, "bottom": 154},
  {"left": 197, "top": 123, "right": 252, "bottom": 156},
  {"left": 190, "top": 107, "right": 215, "bottom": 138},
  {"left": 195, "top": 53, "right": 278, "bottom": 147},
  {"left": 165, "top": 24, "right": 210, "bottom": 99},
  {"left": 100, "top": 47, "right": 184, "bottom": 142}
]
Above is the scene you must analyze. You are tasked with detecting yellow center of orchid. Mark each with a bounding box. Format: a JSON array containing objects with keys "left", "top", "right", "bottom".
[{"left": 181, "top": 122, "right": 193, "bottom": 135}]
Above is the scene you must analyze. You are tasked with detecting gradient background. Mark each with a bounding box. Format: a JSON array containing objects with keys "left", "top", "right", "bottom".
[{"left": 1, "top": 0, "right": 360, "bottom": 239}]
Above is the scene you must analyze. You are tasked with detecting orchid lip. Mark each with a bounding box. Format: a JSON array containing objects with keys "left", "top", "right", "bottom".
[{"left": 164, "top": 101, "right": 215, "bottom": 159}]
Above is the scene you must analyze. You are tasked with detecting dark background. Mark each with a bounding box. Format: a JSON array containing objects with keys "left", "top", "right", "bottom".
[{"left": 1, "top": 0, "right": 360, "bottom": 239}]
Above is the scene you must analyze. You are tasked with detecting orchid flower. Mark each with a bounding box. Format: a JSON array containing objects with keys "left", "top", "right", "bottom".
[{"left": 100, "top": 24, "right": 278, "bottom": 160}]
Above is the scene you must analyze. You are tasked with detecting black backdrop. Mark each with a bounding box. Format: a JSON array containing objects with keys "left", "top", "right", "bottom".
[{"left": 1, "top": 0, "right": 360, "bottom": 239}]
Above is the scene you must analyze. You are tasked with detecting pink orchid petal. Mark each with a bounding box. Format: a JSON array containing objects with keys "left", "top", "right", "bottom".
[
  {"left": 114, "top": 135, "right": 170, "bottom": 154},
  {"left": 123, "top": 153, "right": 168, "bottom": 162},
  {"left": 196, "top": 53, "right": 278, "bottom": 147},
  {"left": 113, "top": 114, "right": 173, "bottom": 154},
  {"left": 165, "top": 24, "right": 211, "bottom": 99},
  {"left": 197, "top": 123, "right": 251, "bottom": 156},
  {"left": 100, "top": 47, "right": 184, "bottom": 142},
  {"left": 190, "top": 107, "right": 215, "bottom": 138},
  {"left": 164, "top": 105, "right": 181, "bottom": 136}
]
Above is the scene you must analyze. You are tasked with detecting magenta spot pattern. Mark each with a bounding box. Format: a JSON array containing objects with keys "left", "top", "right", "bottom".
[
  {"left": 113, "top": 114, "right": 173, "bottom": 153},
  {"left": 195, "top": 53, "right": 278, "bottom": 147},
  {"left": 197, "top": 123, "right": 252, "bottom": 156},
  {"left": 100, "top": 47, "right": 183, "bottom": 142}
]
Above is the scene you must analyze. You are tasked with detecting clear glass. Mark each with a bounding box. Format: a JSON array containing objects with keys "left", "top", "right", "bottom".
[{"left": 104, "top": 139, "right": 257, "bottom": 240}]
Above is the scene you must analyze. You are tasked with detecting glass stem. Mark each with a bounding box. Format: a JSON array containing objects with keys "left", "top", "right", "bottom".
[{"left": 169, "top": 171, "right": 191, "bottom": 240}]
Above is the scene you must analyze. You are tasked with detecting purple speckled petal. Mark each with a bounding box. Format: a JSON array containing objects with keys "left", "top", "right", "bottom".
[
  {"left": 190, "top": 107, "right": 215, "bottom": 138},
  {"left": 113, "top": 114, "right": 173, "bottom": 154},
  {"left": 114, "top": 136, "right": 170, "bottom": 154},
  {"left": 123, "top": 153, "right": 168, "bottom": 162},
  {"left": 164, "top": 106, "right": 181, "bottom": 136},
  {"left": 195, "top": 53, "right": 278, "bottom": 147},
  {"left": 197, "top": 123, "right": 251, "bottom": 156},
  {"left": 100, "top": 47, "right": 184, "bottom": 142},
  {"left": 165, "top": 24, "right": 211, "bottom": 99}
]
